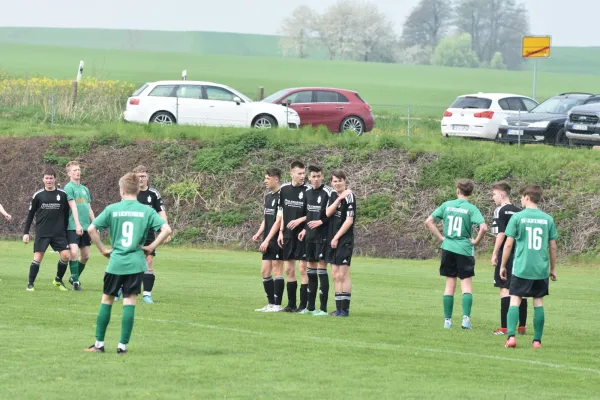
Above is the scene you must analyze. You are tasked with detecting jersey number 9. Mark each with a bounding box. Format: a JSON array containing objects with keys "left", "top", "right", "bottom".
[{"left": 122, "top": 221, "right": 134, "bottom": 247}]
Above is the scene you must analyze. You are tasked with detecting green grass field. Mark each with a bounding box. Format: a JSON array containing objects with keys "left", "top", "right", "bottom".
[{"left": 1, "top": 240, "right": 600, "bottom": 399}]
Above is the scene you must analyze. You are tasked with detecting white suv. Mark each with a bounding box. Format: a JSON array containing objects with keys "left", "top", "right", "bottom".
[
  {"left": 441, "top": 93, "right": 538, "bottom": 140},
  {"left": 124, "top": 80, "right": 300, "bottom": 129}
]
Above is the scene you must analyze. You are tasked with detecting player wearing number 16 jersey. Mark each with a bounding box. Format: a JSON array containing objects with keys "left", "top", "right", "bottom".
[{"left": 425, "top": 179, "right": 487, "bottom": 330}]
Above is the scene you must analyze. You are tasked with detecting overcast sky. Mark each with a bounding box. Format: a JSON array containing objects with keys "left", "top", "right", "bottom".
[{"left": 2, "top": 0, "right": 598, "bottom": 46}]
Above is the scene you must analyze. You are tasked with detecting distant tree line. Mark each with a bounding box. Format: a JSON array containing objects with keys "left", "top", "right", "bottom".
[{"left": 278, "top": 0, "right": 530, "bottom": 70}]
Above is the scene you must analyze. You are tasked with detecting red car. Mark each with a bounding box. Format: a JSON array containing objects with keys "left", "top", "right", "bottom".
[{"left": 262, "top": 87, "right": 375, "bottom": 135}]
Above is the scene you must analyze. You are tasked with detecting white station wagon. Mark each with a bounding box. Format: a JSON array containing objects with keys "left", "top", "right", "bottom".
[{"left": 124, "top": 80, "right": 300, "bottom": 129}]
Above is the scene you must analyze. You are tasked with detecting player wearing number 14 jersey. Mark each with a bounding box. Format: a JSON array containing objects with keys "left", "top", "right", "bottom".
[{"left": 425, "top": 179, "right": 487, "bottom": 330}]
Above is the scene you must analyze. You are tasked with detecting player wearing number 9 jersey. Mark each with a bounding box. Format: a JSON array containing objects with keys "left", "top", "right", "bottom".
[
  {"left": 425, "top": 179, "right": 487, "bottom": 330},
  {"left": 85, "top": 172, "right": 171, "bottom": 354},
  {"left": 500, "top": 184, "right": 558, "bottom": 349}
]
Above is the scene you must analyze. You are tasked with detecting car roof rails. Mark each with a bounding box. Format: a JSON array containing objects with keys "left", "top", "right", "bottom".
[{"left": 558, "top": 92, "right": 594, "bottom": 96}]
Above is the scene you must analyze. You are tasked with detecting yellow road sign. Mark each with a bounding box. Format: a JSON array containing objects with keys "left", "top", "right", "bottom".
[{"left": 522, "top": 36, "right": 551, "bottom": 58}]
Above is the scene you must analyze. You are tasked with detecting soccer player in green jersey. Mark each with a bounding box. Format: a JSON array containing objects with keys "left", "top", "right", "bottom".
[
  {"left": 64, "top": 161, "right": 96, "bottom": 291},
  {"left": 84, "top": 173, "right": 172, "bottom": 354},
  {"left": 500, "top": 184, "right": 558, "bottom": 349},
  {"left": 425, "top": 179, "right": 487, "bottom": 330}
]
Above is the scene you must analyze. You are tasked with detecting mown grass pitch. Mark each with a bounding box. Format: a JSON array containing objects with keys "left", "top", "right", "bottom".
[{"left": 1, "top": 241, "right": 599, "bottom": 399}]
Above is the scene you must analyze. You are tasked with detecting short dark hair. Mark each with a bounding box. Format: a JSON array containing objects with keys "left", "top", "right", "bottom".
[
  {"left": 290, "top": 161, "right": 305, "bottom": 170},
  {"left": 266, "top": 168, "right": 281, "bottom": 180},
  {"left": 331, "top": 169, "right": 347, "bottom": 181},
  {"left": 456, "top": 179, "right": 474, "bottom": 196},
  {"left": 492, "top": 181, "right": 511, "bottom": 194},
  {"left": 519, "top": 184, "right": 542, "bottom": 204},
  {"left": 43, "top": 167, "right": 56, "bottom": 178},
  {"left": 308, "top": 165, "right": 322, "bottom": 175}
]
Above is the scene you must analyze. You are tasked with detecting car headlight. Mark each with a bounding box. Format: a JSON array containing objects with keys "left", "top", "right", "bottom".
[
  {"left": 287, "top": 110, "right": 298, "bottom": 116},
  {"left": 528, "top": 121, "right": 550, "bottom": 128}
]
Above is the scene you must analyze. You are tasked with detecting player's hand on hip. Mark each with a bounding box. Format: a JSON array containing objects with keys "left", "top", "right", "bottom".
[
  {"left": 141, "top": 246, "right": 154, "bottom": 256},
  {"left": 23, "top": 234, "right": 29, "bottom": 244},
  {"left": 331, "top": 238, "right": 338, "bottom": 249},
  {"left": 101, "top": 249, "right": 112, "bottom": 258}
]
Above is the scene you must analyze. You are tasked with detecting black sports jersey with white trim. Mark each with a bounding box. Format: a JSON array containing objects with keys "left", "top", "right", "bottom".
[
  {"left": 263, "top": 189, "right": 280, "bottom": 241},
  {"left": 491, "top": 203, "right": 521, "bottom": 253},
  {"left": 278, "top": 182, "right": 309, "bottom": 239},
  {"left": 138, "top": 187, "right": 165, "bottom": 233},
  {"left": 304, "top": 184, "right": 333, "bottom": 243},
  {"left": 327, "top": 192, "right": 357, "bottom": 245},
  {"left": 24, "top": 188, "right": 69, "bottom": 237}
]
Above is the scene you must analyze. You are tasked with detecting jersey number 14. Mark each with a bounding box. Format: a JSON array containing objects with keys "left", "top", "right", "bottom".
[{"left": 447, "top": 215, "right": 463, "bottom": 237}]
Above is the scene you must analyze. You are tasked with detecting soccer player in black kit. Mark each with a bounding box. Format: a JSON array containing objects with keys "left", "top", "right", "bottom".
[
  {"left": 491, "top": 181, "right": 528, "bottom": 335},
  {"left": 325, "top": 170, "right": 356, "bottom": 317},
  {"left": 119, "top": 165, "right": 170, "bottom": 304},
  {"left": 276, "top": 161, "right": 310, "bottom": 312},
  {"left": 298, "top": 165, "right": 333, "bottom": 315},
  {"left": 252, "top": 168, "right": 284, "bottom": 312},
  {"left": 23, "top": 168, "right": 72, "bottom": 291}
]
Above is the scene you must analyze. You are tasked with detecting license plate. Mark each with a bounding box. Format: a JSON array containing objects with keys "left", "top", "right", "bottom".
[
  {"left": 507, "top": 129, "right": 523, "bottom": 135},
  {"left": 452, "top": 125, "right": 469, "bottom": 131},
  {"left": 573, "top": 124, "right": 588, "bottom": 131}
]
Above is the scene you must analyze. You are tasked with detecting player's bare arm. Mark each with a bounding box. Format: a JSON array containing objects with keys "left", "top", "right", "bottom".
[
  {"left": 260, "top": 218, "right": 280, "bottom": 253},
  {"left": 470, "top": 223, "right": 488, "bottom": 246},
  {"left": 253, "top": 221, "right": 265, "bottom": 242},
  {"left": 287, "top": 215, "right": 306, "bottom": 230},
  {"left": 88, "top": 224, "right": 112, "bottom": 258},
  {"left": 331, "top": 217, "right": 354, "bottom": 249},
  {"left": 424, "top": 216, "right": 445, "bottom": 242},
  {"left": 68, "top": 199, "right": 84, "bottom": 235},
  {"left": 276, "top": 215, "right": 285, "bottom": 248},
  {"left": 142, "top": 223, "right": 172, "bottom": 255},
  {"left": 499, "top": 236, "right": 515, "bottom": 280},
  {"left": 549, "top": 239, "right": 557, "bottom": 281},
  {"left": 325, "top": 195, "right": 345, "bottom": 217},
  {"left": 158, "top": 211, "right": 171, "bottom": 243},
  {"left": 491, "top": 232, "right": 505, "bottom": 266},
  {"left": 0, "top": 204, "right": 11, "bottom": 221}
]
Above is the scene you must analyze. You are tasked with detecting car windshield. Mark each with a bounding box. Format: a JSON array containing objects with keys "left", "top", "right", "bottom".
[
  {"left": 261, "top": 89, "right": 291, "bottom": 103},
  {"left": 531, "top": 97, "right": 586, "bottom": 114},
  {"left": 449, "top": 97, "right": 492, "bottom": 109}
]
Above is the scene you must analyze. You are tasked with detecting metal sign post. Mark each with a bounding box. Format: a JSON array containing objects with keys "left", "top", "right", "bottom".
[{"left": 522, "top": 36, "right": 551, "bottom": 102}]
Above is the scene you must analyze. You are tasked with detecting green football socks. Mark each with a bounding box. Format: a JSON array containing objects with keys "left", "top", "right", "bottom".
[
  {"left": 462, "top": 293, "right": 473, "bottom": 317},
  {"left": 69, "top": 260, "right": 80, "bottom": 282},
  {"left": 507, "top": 305, "right": 519, "bottom": 336},
  {"left": 443, "top": 295, "right": 454, "bottom": 319},
  {"left": 533, "top": 306, "right": 545, "bottom": 341},
  {"left": 120, "top": 305, "right": 136, "bottom": 345},
  {"left": 95, "top": 303, "right": 112, "bottom": 342}
]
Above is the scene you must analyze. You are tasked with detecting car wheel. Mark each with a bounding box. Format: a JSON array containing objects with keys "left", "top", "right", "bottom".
[
  {"left": 252, "top": 115, "right": 277, "bottom": 129},
  {"left": 554, "top": 128, "right": 567, "bottom": 146},
  {"left": 340, "top": 116, "right": 365, "bottom": 136},
  {"left": 150, "top": 111, "right": 176, "bottom": 125}
]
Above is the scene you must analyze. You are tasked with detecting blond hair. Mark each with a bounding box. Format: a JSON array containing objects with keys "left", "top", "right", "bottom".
[
  {"left": 119, "top": 173, "right": 140, "bottom": 195},
  {"left": 66, "top": 161, "right": 80, "bottom": 172}
]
